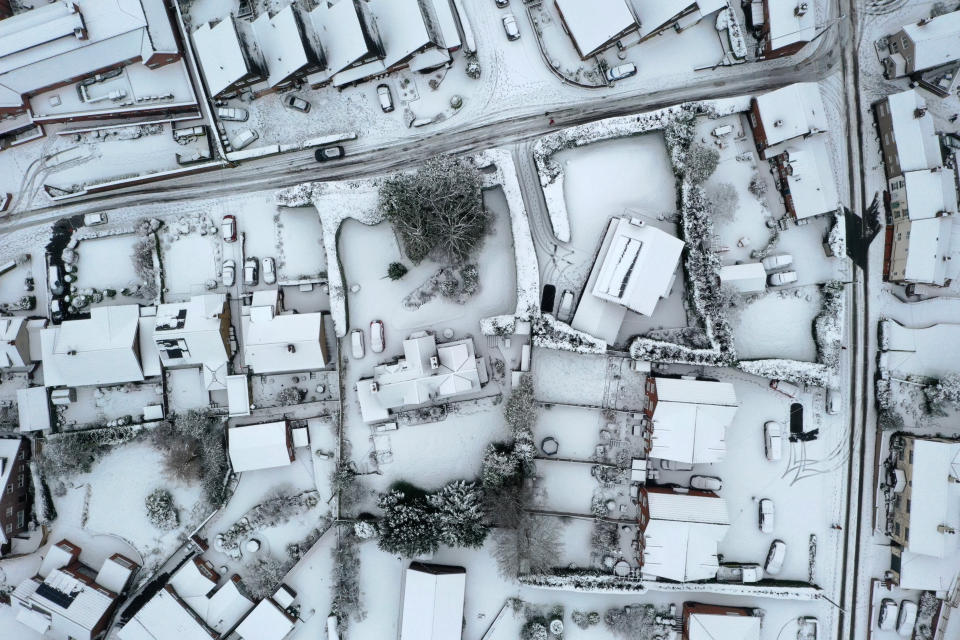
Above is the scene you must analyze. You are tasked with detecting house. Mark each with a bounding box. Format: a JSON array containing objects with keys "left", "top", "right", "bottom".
[
  {"left": 718, "top": 263, "right": 766, "bottom": 293},
  {"left": 637, "top": 487, "right": 730, "bottom": 582},
  {"left": 235, "top": 597, "right": 297, "bottom": 640},
  {"left": 882, "top": 10, "right": 960, "bottom": 78},
  {"left": 11, "top": 539, "right": 139, "bottom": 640},
  {"left": 251, "top": 4, "right": 324, "bottom": 91},
  {"left": 40, "top": 305, "right": 144, "bottom": 388},
  {"left": 226, "top": 374, "right": 251, "bottom": 418},
  {"left": 227, "top": 421, "right": 294, "bottom": 472},
  {"left": 571, "top": 217, "right": 684, "bottom": 344},
  {"left": 887, "top": 169, "right": 957, "bottom": 285},
  {"left": 629, "top": 0, "right": 727, "bottom": 41},
  {"left": 0, "top": 437, "right": 31, "bottom": 554},
  {"left": 154, "top": 294, "right": 231, "bottom": 390},
  {"left": 757, "top": 0, "right": 815, "bottom": 58},
  {"left": 748, "top": 82, "right": 826, "bottom": 158},
  {"left": 0, "top": 316, "right": 30, "bottom": 369},
  {"left": 643, "top": 377, "right": 738, "bottom": 464},
  {"left": 874, "top": 90, "right": 943, "bottom": 180},
  {"left": 399, "top": 562, "right": 466, "bottom": 640},
  {"left": 241, "top": 289, "right": 329, "bottom": 374},
  {"left": 192, "top": 16, "right": 266, "bottom": 98},
  {"left": 306, "top": 0, "right": 384, "bottom": 86},
  {"left": 356, "top": 333, "right": 488, "bottom": 422},
  {"left": 682, "top": 603, "right": 761, "bottom": 640},
  {"left": 554, "top": 0, "right": 637, "bottom": 59},
  {"left": 768, "top": 135, "right": 840, "bottom": 219},
  {"left": 17, "top": 386, "right": 52, "bottom": 432}
]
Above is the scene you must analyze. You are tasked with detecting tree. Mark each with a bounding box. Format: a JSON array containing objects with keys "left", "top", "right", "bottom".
[
  {"left": 379, "top": 155, "right": 489, "bottom": 265},
  {"left": 481, "top": 443, "right": 521, "bottom": 489},
  {"left": 492, "top": 514, "right": 563, "bottom": 578},
  {"left": 427, "top": 481, "right": 488, "bottom": 548},
  {"left": 707, "top": 182, "right": 738, "bottom": 221},
  {"left": 151, "top": 410, "right": 228, "bottom": 508},
  {"left": 925, "top": 373, "right": 960, "bottom": 413},
  {"left": 387, "top": 262, "right": 409, "bottom": 280},
  {"left": 145, "top": 488, "right": 179, "bottom": 531},
  {"left": 686, "top": 144, "right": 720, "bottom": 184},
  {"left": 376, "top": 489, "right": 440, "bottom": 557}
]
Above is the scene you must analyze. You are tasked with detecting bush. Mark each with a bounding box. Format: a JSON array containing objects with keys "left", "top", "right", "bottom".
[
  {"left": 276, "top": 387, "right": 306, "bottom": 406},
  {"left": 387, "top": 262, "right": 408, "bottom": 280},
  {"left": 685, "top": 145, "right": 720, "bottom": 184},
  {"left": 376, "top": 488, "right": 440, "bottom": 557},
  {"left": 145, "top": 488, "right": 179, "bottom": 531},
  {"left": 332, "top": 527, "right": 363, "bottom": 626},
  {"left": 707, "top": 182, "right": 738, "bottom": 221},
  {"left": 152, "top": 411, "right": 228, "bottom": 508},
  {"left": 241, "top": 556, "right": 286, "bottom": 600},
  {"left": 492, "top": 515, "right": 564, "bottom": 578},
  {"left": 427, "top": 480, "right": 488, "bottom": 548}
]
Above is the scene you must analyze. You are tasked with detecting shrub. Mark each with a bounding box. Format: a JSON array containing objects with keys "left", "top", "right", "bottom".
[
  {"left": 685, "top": 145, "right": 720, "bottom": 184},
  {"left": 145, "top": 488, "right": 178, "bottom": 531},
  {"left": 387, "top": 262, "right": 408, "bottom": 280},
  {"left": 376, "top": 488, "right": 439, "bottom": 557},
  {"left": 152, "top": 411, "right": 228, "bottom": 508}
]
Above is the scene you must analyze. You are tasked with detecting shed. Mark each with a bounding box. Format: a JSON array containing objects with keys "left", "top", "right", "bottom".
[
  {"left": 718, "top": 263, "right": 766, "bottom": 293},
  {"left": 226, "top": 374, "right": 251, "bottom": 417},
  {"left": 227, "top": 421, "right": 294, "bottom": 472},
  {"left": 17, "top": 387, "right": 52, "bottom": 432},
  {"left": 235, "top": 598, "right": 296, "bottom": 640}
]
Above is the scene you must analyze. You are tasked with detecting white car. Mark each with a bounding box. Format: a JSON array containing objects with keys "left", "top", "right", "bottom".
[
  {"left": 897, "top": 601, "right": 917, "bottom": 637},
  {"left": 262, "top": 257, "right": 276, "bottom": 285},
  {"left": 232, "top": 128, "right": 258, "bottom": 150},
  {"left": 243, "top": 257, "right": 258, "bottom": 286},
  {"left": 351, "top": 329, "right": 365, "bottom": 359},
  {"left": 557, "top": 290, "right": 575, "bottom": 323},
  {"left": 761, "top": 254, "right": 793, "bottom": 271},
  {"left": 606, "top": 63, "right": 638, "bottom": 83},
  {"left": 690, "top": 475, "right": 722, "bottom": 492},
  {"left": 376, "top": 84, "right": 394, "bottom": 113},
  {"left": 826, "top": 388, "right": 841, "bottom": 415},
  {"left": 660, "top": 459, "right": 694, "bottom": 471},
  {"left": 217, "top": 107, "right": 248, "bottom": 121},
  {"left": 768, "top": 270, "right": 798, "bottom": 286},
  {"left": 764, "top": 539, "right": 786, "bottom": 575},
  {"left": 770, "top": 379, "right": 801, "bottom": 398},
  {"left": 221, "top": 259, "right": 236, "bottom": 287},
  {"left": 502, "top": 13, "right": 520, "bottom": 40},
  {"left": 759, "top": 498, "right": 774, "bottom": 533},
  {"left": 878, "top": 598, "right": 897, "bottom": 631},
  {"left": 370, "top": 320, "right": 385, "bottom": 354},
  {"left": 764, "top": 421, "right": 783, "bottom": 461},
  {"left": 83, "top": 212, "right": 107, "bottom": 226}
]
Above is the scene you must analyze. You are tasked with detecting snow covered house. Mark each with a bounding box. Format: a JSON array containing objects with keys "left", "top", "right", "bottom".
[
  {"left": 17, "top": 386, "right": 53, "bottom": 432},
  {"left": 882, "top": 10, "right": 960, "bottom": 78},
  {"left": 399, "top": 562, "right": 466, "bottom": 640},
  {"left": 192, "top": 16, "right": 266, "bottom": 98},
  {"left": 637, "top": 487, "right": 730, "bottom": 582},
  {"left": 757, "top": 0, "right": 815, "bottom": 58},
  {"left": 306, "top": 0, "right": 385, "bottom": 86},
  {"left": 226, "top": 374, "right": 252, "bottom": 418},
  {"left": 0, "top": 436, "right": 30, "bottom": 554},
  {"left": 571, "top": 217, "right": 684, "bottom": 344},
  {"left": 356, "top": 332, "right": 487, "bottom": 422},
  {"left": 235, "top": 596, "right": 297, "bottom": 640},
  {"left": 887, "top": 169, "right": 957, "bottom": 286},
  {"left": 40, "top": 305, "right": 145, "bottom": 388},
  {"left": 768, "top": 135, "right": 840, "bottom": 219},
  {"left": 643, "top": 377, "right": 738, "bottom": 464},
  {"left": 718, "top": 262, "right": 766, "bottom": 293},
  {"left": 748, "top": 82, "right": 826, "bottom": 158},
  {"left": 11, "top": 539, "right": 139, "bottom": 640},
  {"left": 0, "top": 316, "right": 31, "bottom": 370},
  {"left": 874, "top": 90, "right": 943, "bottom": 181},
  {"left": 251, "top": 4, "right": 325, "bottom": 91},
  {"left": 682, "top": 603, "right": 761, "bottom": 640},
  {"left": 154, "top": 294, "right": 232, "bottom": 390},
  {"left": 227, "top": 420, "right": 295, "bottom": 472},
  {"left": 629, "top": 0, "right": 726, "bottom": 41},
  {"left": 554, "top": 0, "right": 638, "bottom": 58},
  {"left": 241, "top": 289, "right": 329, "bottom": 374}
]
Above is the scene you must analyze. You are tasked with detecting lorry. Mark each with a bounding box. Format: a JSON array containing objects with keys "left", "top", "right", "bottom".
[{"left": 716, "top": 563, "right": 763, "bottom": 583}]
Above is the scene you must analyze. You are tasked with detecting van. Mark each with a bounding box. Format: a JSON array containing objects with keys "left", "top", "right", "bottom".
[
  {"left": 232, "top": 128, "right": 259, "bottom": 150},
  {"left": 761, "top": 254, "right": 793, "bottom": 271},
  {"left": 217, "top": 107, "right": 248, "bottom": 122}
]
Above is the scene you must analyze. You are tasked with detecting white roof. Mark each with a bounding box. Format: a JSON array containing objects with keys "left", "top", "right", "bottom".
[
  {"left": 765, "top": 0, "right": 815, "bottom": 52},
  {"left": 118, "top": 587, "right": 217, "bottom": 640},
  {"left": 368, "top": 0, "right": 439, "bottom": 68},
  {"left": 399, "top": 565, "right": 466, "bottom": 640},
  {"left": 0, "top": 316, "right": 28, "bottom": 368},
  {"left": 241, "top": 308, "right": 327, "bottom": 374},
  {"left": 18, "top": 569, "right": 115, "bottom": 636},
  {"left": 754, "top": 82, "right": 826, "bottom": 148},
  {"left": 898, "top": 547, "right": 960, "bottom": 592},
  {"left": 897, "top": 216, "right": 953, "bottom": 285},
  {"left": 138, "top": 316, "right": 162, "bottom": 378},
  {"left": 228, "top": 422, "right": 292, "bottom": 472},
  {"left": 193, "top": 18, "right": 256, "bottom": 98},
  {"left": 631, "top": 0, "right": 725, "bottom": 38},
  {"left": 885, "top": 90, "right": 942, "bottom": 173},
  {"left": 555, "top": 0, "right": 636, "bottom": 57},
  {"left": 905, "top": 439, "right": 960, "bottom": 557},
  {"left": 154, "top": 294, "right": 229, "bottom": 371},
  {"left": 781, "top": 135, "right": 840, "bottom": 219},
  {"left": 901, "top": 11, "right": 960, "bottom": 73},
  {"left": 226, "top": 374, "right": 251, "bottom": 417},
  {"left": 718, "top": 263, "right": 767, "bottom": 293},
  {"left": 649, "top": 403, "right": 737, "bottom": 464},
  {"left": 308, "top": 0, "right": 378, "bottom": 76},
  {"left": 252, "top": 5, "right": 312, "bottom": 87},
  {"left": 41, "top": 305, "right": 143, "bottom": 387},
  {"left": 170, "top": 558, "right": 217, "bottom": 598},
  {"left": 38, "top": 542, "right": 75, "bottom": 578},
  {"left": 235, "top": 598, "right": 295, "bottom": 640},
  {"left": 902, "top": 170, "right": 959, "bottom": 220},
  {"left": 94, "top": 556, "right": 136, "bottom": 594},
  {"left": 642, "top": 492, "right": 729, "bottom": 582},
  {"left": 183, "top": 578, "right": 255, "bottom": 634},
  {"left": 17, "top": 386, "right": 51, "bottom": 432},
  {"left": 653, "top": 377, "right": 738, "bottom": 405},
  {"left": 688, "top": 613, "right": 761, "bottom": 640}
]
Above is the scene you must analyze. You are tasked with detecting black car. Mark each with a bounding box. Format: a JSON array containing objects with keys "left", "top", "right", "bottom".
[{"left": 315, "top": 145, "right": 345, "bottom": 162}]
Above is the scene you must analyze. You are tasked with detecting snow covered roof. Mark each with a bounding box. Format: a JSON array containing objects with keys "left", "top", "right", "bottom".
[
  {"left": 40, "top": 305, "right": 144, "bottom": 388},
  {"left": 14, "top": 569, "right": 116, "bottom": 638},
  {"left": 154, "top": 294, "right": 230, "bottom": 371},
  {"left": 241, "top": 303, "right": 328, "bottom": 374},
  {"left": 117, "top": 586, "right": 217, "bottom": 640},
  {"left": 764, "top": 0, "right": 815, "bottom": 52},
  {"left": 902, "top": 170, "right": 959, "bottom": 221},
  {"left": 781, "top": 135, "right": 840, "bottom": 219},
  {"left": 308, "top": 0, "right": 382, "bottom": 77},
  {"left": 235, "top": 598, "right": 296, "bottom": 640},
  {"left": 138, "top": 316, "right": 162, "bottom": 378},
  {"left": 653, "top": 377, "right": 738, "bottom": 405},
  {"left": 228, "top": 421, "right": 293, "bottom": 472},
  {"left": 193, "top": 17, "right": 259, "bottom": 98},
  {"left": 226, "top": 374, "right": 251, "bottom": 417},
  {"left": 884, "top": 90, "right": 942, "bottom": 173},
  {"left": 368, "top": 0, "right": 442, "bottom": 69},
  {"left": 38, "top": 541, "right": 78, "bottom": 578},
  {"left": 170, "top": 557, "right": 218, "bottom": 598},
  {"left": 631, "top": 0, "right": 725, "bottom": 38},
  {"left": 251, "top": 5, "right": 314, "bottom": 88},
  {"left": 399, "top": 563, "right": 466, "bottom": 640},
  {"left": 904, "top": 439, "right": 960, "bottom": 557},
  {"left": 17, "top": 386, "right": 51, "bottom": 432},
  {"left": 555, "top": 0, "right": 637, "bottom": 58},
  {"left": 0, "top": 316, "right": 29, "bottom": 368},
  {"left": 901, "top": 11, "right": 960, "bottom": 73},
  {"left": 649, "top": 403, "right": 737, "bottom": 464},
  {"left": 754, "top": 82, "right": 826, "bottom": 148},
  {"left": 642, "top": 492, "right": 729, "bottom": 582},
  {"left": 898, "top": 547, "right": 960, "bottom": 592},
  {"left": 718, "top": 262, "right": 767, "bottom": 293},
  {"left": 894, "top": 216, "right": 953, "bottom": 285},
  {"left": 688, "top": 613, "right": 761, "bottom": 640},
  {"left": 95, "top": 555, "right": 137, "bottom": 594},
  {"left": 0, "top": 438, "right": 24, "bottom": 535}
]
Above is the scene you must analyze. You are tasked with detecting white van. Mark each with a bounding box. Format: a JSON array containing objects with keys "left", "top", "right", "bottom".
[
  {"left": 232, "top": 129, "right": 259, "bottom": 150},
  {"left": 897, "top": 601, "right": 917, "bottom": 637},
  {"left": 764, "top": 421, "right": 783, "bottom": 461},
  {"left": 351, "top": 329, "right": 365, "bottom": 359}
]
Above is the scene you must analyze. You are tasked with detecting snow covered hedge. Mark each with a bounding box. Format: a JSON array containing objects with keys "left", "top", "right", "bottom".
[
  {"left": 533, "top": 313, "right": 606, "bottom": 355},
  {"left": 737, "top": 359, "right": 832, "bottom": 388}
]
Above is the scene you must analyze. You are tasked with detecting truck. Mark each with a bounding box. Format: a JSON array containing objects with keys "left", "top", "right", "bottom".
[{"left": 716, "top": 563, "right": 763, "bottom": 583}]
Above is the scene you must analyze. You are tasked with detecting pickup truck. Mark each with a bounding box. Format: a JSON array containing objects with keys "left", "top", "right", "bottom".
[{"left": 716, "top": 563, "right": 763, "bottom": 583}]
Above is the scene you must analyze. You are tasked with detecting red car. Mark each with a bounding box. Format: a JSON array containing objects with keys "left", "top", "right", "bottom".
[
  {"left": 221, "top": 215, "right": 237, "bottom": 243},
  {"left": 370, "top": 320, "right": 385, "bottom": 353}
]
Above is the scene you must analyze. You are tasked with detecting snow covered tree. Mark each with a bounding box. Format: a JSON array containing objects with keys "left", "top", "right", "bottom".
[
  {"left": 152, "top": 410, "right": 228, "bottom": 507},
  {"left": 241, "top": 555, "right": 287, "bottom": 600},
  {"left": 145, "top": 488, "right": 179, "bottom": 531},
  {"left": 604, "top": 605, "right": 657, "bottom": 638},
  {"left": 481, "top": 443, "right": 522, "bottom": 489},
  {"left": 707, "top": 182, "right": 738, "bottom": 221},
  {"left": 331, "top": 526, "right": 363, "bottom": 625},
  {"left": 276, "top": 386, "right": 306, "bottom": 406},
  {"left": 686, "top": 145, "right": 720, "bottom": 184},
  {"left": 353, "top": 521, "right": 376, "bottom": 539},
  {"left": 331, "top": 463, "right": 365, "bottom": 511},
  {"left": 492, "top": 514, "right": 563, "bottom": 578},
  {"left": 376, "top": 488, "right": 440, "bottom": 557},
  {"left": 427, "top": 481, "right": 489, "bottom": 548},
  {"left": 387, "top": 262, "right": 408, "bottom": 280},
  {"left": 379, "top": 155, "right": 489, "bottom": 265},
  {"left": 925, "top": 373, "right": 960, "bottom": 413},
  {"left": 505, "top": 375, "right": 537, "bottom": 469}
]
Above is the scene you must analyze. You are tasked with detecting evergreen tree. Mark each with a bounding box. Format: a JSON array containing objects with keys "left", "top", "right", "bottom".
[
  {"left": 427, "top": 481, "right": 488, "bottom": 548},
  {"left": 376, "top": 489, "right": 439, "bottom": 557}
]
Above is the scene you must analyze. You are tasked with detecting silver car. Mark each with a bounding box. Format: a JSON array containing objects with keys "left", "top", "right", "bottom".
[
  {"left": 262, "top": 257, "right": 276, "bottom": 285},
  {"left": 222, "top": 259, "right": 236, "bottom": 287},
  {"left": 502, "top": 14, "right": 520, "bottom": 40}
]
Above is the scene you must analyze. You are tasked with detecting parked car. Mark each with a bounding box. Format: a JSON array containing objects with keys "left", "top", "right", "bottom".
[
  {"left": 759, "top": 498, "right": 774, "bottom": 533},
  {"left": 761, "top": 253, "right": 793, "bottom": 271},
  {"left": 232, "top": 128, "right": 259, "bottom": 150},
  {"left": 716, "top": 563, "right": 763, "bottom": 583},
  {"left": 660, "top": 459, "right": 694, "bottom": 471},
  {"left": 502, "top": 13, "right": 520, "bottom": 40},
  {"left": 557, "top": 289, "right": 575, "bottom": 323},
  {"left": 83, "top": 212, "right": 107, "bottom": 226},
  {"left": 285, "top": 95, "right": 311, "bottom": 113},
  {"left": 878, "top": 598, "right": 897, "bottom": 631},
  {"left": 221, "top": 214, "right": 237, "bottom": 243},
  {"left": 690, "top": 475, "right": 722, "bottom": 492},
  {"left": 764, "top": 421, "right": 783, "bottom": 461},
  {"left": 243, "top": 257, "right": 259, "bottom": 286},
  {"left": 262, "top": 257, "right": 276, "bottom": 285},
  {"left": 897, "top": 600, "right": 918, "bottom": 637},
  {"left": 217, "top": 107, "right": 248, "bottom": 121},
  {"left": 47, "top": 264, "right": 63, "bottom": 296},
  {"left": 797, "top": 616, "right": 818, "bottom": 640},
  {"left": 606, "top": 63, "right": 638, "bottom": 83},
  {"left": 315, "top": 146, "right": 345, "bottom": 162},
  {"left": 770, "top": 379, "right": 801, "bottom": 398},
  {"left": 768, "top": 270, "right": 798, "bottom": 286},
  {"left": 826, "top": 388, "right": 841, "bottom": 415},
  {"left": 370, "top": 320, "right": 385, "bottom": 354},
  {"left": 495, "top": 0, "right": 509, "bottom": 6},
  {"left": 222, "top": 259, "right": 236, "bottom": 287},
  {"left": 764, "top": 539, "right": 786, "bottom": 575},
  {"left": 50, "top": 298, "right": 63, "bottom": 322},
  {"left": 376, "top": 84, "right": 394, "bottom": 112},
  {"left": 351, "top": 329, "right": 365, "bottom": 359}
]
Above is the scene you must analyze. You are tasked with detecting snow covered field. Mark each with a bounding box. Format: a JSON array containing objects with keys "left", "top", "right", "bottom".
[{"left": 733, "top": 288, "right": 822, "bottom": 362}]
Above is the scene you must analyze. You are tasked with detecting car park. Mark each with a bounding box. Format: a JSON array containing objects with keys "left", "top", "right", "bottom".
[
  {"left": 770, "top": 379, "right": 800, "bottom": 398},
  {"left": 878, "top": 598, "right": 897, "bottom": 631},
  {"left": 764, "top": 421, "right": 783, "bottom": 461},
  {"left": 221, "top": 215, "right": 237, "bottom": 243},
  {"left": 83, "top": 212, "right": 107, "bottom": 226},
  {"left": 217, "top": 107, "right": 248, "bottom": 121},
  {"left": 897, "top": 600, "right": 917, "bottom": 637},
  {"left": 690, "top": 476, "right": 722, "bottom": 492},
  {"left": 351, "top": 329, "right": 365, "bottom": 359},
  {"left": 759, "top": 498, "right": 774, "bottom": 533},
  {"left": 502, "top": 13, "right": 520, "bottom": 40},
  {"left": 768, "top": 270, "right": 798, "bottom": 286},
  {"left": 377, "top": 84, "right": 394, "bottom": 112},
  {"left": 764, "top": 539, "right": 786, "bottom": 575},
  {"left": 315, "top": 146, "right": 345, "bottom": 162},
  {"left": 232, "top": 128, "right": 259, "bottom": 150},
  {"left": 221, "top": 260, "right": 236, "bottom": 287},
  {"left": 370, "top": 320, "right": 385, "bottom": 353},
  {"left": 285, "top": 95, "right": 311, "bottom": 113},
  {"left": 262, "top": 257, "right": 276, "bottom": 285},
  {"left": 243, "top": 257, "right": 259, "bottom": 286},
  {"left": 605, "top": 63, "right": 638, "bottom": 83},
  {"left": 761, "top": 254, "right": 793, "bottom": 271}
]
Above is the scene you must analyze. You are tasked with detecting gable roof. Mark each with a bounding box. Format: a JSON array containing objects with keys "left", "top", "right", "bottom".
[
  {"left": 781, "top": 135, "right": 840, "bottom": 219},
  {"left": 192, "top": 17, "right": 258, "bottom": 97},
  {"left": 885, "top": 89, "right": 942, "bottom": 173},
  {"left": 399, "top": 564, "right": 466, "bottom": 640},
  {"left": 765, "top": 0, "right": 815, "bottom": 52},
  {"left": 754, "top": 82, "right": 826, "bottom": 148},
  {"left": 117, "top": 586, "right": 217, "bottom": 640},
  {"left": 241, "top": 307, "right": 327, "bottom": 374},
  {"left": 905, "top": 439, "right": 960, "bottom": 557},
  {"left": 688, "top": 613, "right": 761, "bottom": 640},
  {"left": 555, "top": 0, "right": 637, "bottom": 57},
  {"left": 251, "top": 5, "right": 314, "bottom": 87},
  {"left": 235, "top": 598, "right": 296, "bottom": 640},
  {"left": 308, "top": 0, "right": 381, "bottom": 77},
  {"left": 642, "top": 492, "right": 729, "bottom": 582},
  {"left": 228, "top": 421, "right": 292, "bottom": 472},
  {"left": 902, "top": 10, "right": 960, "bottom": 73}
]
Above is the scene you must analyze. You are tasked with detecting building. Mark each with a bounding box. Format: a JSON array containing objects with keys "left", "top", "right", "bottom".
[
  {"left": 643, "top": 377, "right": 738, "bottom": 464},
  {"left": 0, "top": 316, "right": 30, "bottom": 369},
  {"left": 629, "top": 0, "right": 726, "bottom": 41},
  {"left": 154, "top": 294, "right": 231, "bottom": 390},
  {"left": 554, "top": 0, "right": 637, "bottom": 59},
  {"left": 637, "top": 487, "right": 730, "bottom": 582},
  {"left": 40, "top": 305, "right": 144, "bottom": 388},
  {"left": 571, "top": 217, "right": 684, "bottom": 344},
  {"left": 356, "top": 333, "right": 488, "bottom": 422},
  {"left": 399, "top": 562, "right": 466, "bottom": 640},
  {"left": 757, "top": 0, "right": 815, "bottom": 58},
  {"left": 718, "top": 263, "right": 766, "bottom": 293},
  {"left": 241, "top": 289, "right": 329, "bottom": 374},
  {"left": 227, "top": 420, "right": 294, "bottom": 473},
  {"left": 874, "top": 90, "right": 942, "bottom": 181},
  {"left": 748, "top": 82, "right": 826, "bottom": 158},
  {"left": 0, "top": 437, "right": 31, "bottom": 554},
  {"left": 250, "top": 4, "right": 324, "bottom": 90},
  {"left": 768, "top": 135, "right": 840, "bottom": 219},
  {"left": 235, "top": 597, "right": 297, "bottom": 640},
  {"left": 882, "top": 10, "right": 960, "bottom": 78},
  {"left": 306, "top": 0, "right": 384, "bottom": 86},
  {"left": 11, "top": 540, "right": 139, "bottom": 640},
  {"left": 887, "top": 169, "right": 957, "bottom": 285},
  {"left": 682, "top": 603, "right": 761, "bottom": 640},
  {"left": 192, "top": 16, "right": 266, "bottom": 98},
  {"left": 226, "top": 374, "right": 251, "bottom": 418},
  {"left": 17, "top": 386, "right": 53, "bottom": 432}
]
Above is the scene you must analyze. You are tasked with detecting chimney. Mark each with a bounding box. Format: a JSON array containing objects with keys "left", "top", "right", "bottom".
[
  {"left": 794, "top": 2, "right": 808, "bottom": 17},
  {"left": 917, "top": 17, "right": 929, "bottom": 27},
  {"left": 938, "top": 524, "right": 957, "bottom": 535},
  {"left": 914, "top": 107, "right": 927, "bottom": 119},
  {"left": 773, "top": 119, "right": 784, "bottom": 127}
]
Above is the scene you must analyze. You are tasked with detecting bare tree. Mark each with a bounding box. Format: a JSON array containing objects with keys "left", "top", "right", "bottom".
[{"left": 492, "top": 514, "right": 564, "bottom": 578}]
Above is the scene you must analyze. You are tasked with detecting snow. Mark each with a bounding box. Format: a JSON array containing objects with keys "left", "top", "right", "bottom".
[
  {"left": 765, "top": 0, "right": 815, "bottom": 53},
  {"left": 900, "top": 439, "right": 960, "bottom": 558},
  {"left": 753, "top": 83, "right": 827, "bottom": 151},
  {"left": 251, "top": 6, "right": 314, "bottom": 89},
  {"left": 733, "top": 288, "right": 821, "bottom": 362},
  {"left": 192, "top": 17, "right": 255, "bottom": 98},
  {"left": 554, "top": 0, "right": 636, "bottom": 58},
  {"left": 779, "top": 136, "right": 840, "bottom": 220},
  {"left": 881, "top": 90, "right": 942, "bottom": 175},
  {"left": 398, "top": 564, "right": 466, "bottom": 640},
  {"left": 235, "top": 599, "right": 295, "bottom": 640},
  {"left": 899, "top": 10, "right": 960, "bottom": 73},
  {"left": 687, "top": 612, "right": 760, "bottom": 640},
  {"left": 227, "top": 421, "right": 292, "bottom": 473}
]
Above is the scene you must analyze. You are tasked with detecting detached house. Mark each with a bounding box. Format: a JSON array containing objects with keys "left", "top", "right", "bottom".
[
  {"left": 682, "top": 602, "right": 761, "bottom": 640},
  {"left": 643, "top": 377, "right": 738, "bottom": 465},
  {"left": 757, "top": 0, "right": 815, "bottom": 58},
  {"left": 153, "top": 294, "right": 232, "bottom": 390},
  {"left": 882, "top": 10, "right": 960, "bottom": 78},
  {"left": 0, "top": 437, "right": 31, "bottom": 554},
  {"left": 749, "top": 82, "right": 826, "bottom": 158},
  {"left": 554, "top": 0, "right": 638, "bottom": 59},
  {"left": 241, "top": 289, "right": 329, "bottom": 374}
]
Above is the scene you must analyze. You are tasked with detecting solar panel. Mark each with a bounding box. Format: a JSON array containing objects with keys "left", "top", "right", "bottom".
[{"left": 35, "top": 582, "right": 76, "bottom": 609}]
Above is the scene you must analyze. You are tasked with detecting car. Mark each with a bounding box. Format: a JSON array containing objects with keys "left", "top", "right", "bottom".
[
  {"left": 285, "top": 95, "right": 311, "bottom": 113},
  {"left": 47, "top": 264, "right": 64, "bottom": 296},
  {"left": 826, "top": 388, "right": 841, "bottom": 415},
  {"left": 495, "top": 0, "right": 509, "bottom": 6},
  {"left": 83, "top": 212, "right": 107, "bottom": 226},
  {"left": 262, "top": 257, "right": 276, "bottom": 285},
  {"left": 217, "top": 107, "right": 248, "bottom": 122},
  {"left": 502, "top": 13, "right": 520, "bottom": 40},
  {"left": 243, "top": 257, "right": 259, "bottom": 286},
  {"left": 770, "top": 379, "right": 801, "bottom": 398},
  {"left": 764, "top": 539, "right": 786, "bottom": 575},
  {"left": 221, "top": 260, "right": 236, "bottom": 287},
  {"left": 370, "top": 320, "right": 385, "bottom": 354},
  {"left": 660, "top": 459, "right": 694, "bottom": 471},
  {"left": 897, "top": 600, "right": 918, "bottom": 637},
  {"left": 376, "top": 84, "right": 394, "bottom": 112},
  {"left": 768, "top": 270, "right": 798, "bottom": 286},
  {"left": 764, "top": 421, "right": 783, "bottom": 461},
  {"left": 797, "top": 617, "right": 818, "bottom": 640},
  {"left": 690, "top": 476, "right": 722, "bottom": 492},
  {"left": 878, "top": 598, "right": 898, "bottom": 631},
  {"left": 232, "top": 128, "right": 259, "bottom": 150},
  {"left": 221, "top": 215, "right": 237, "bottom": 243},
  {"left": 605, "top": 62, "right": 638, "bottom": 83},
  {"left": 351, "top": 329, "right": 365, "bottom": 359},
  {"left": 315, "top": 146, "right": 345, "bottom": 162},
  {"left": 759, "top": 498, "right": 774, "bottom": 533},
  {"left": 557, "top": 289, "right": 575, "bottom": 323},
  {"left": 50, "top": 298, "right": 63, "bottom": 322},
  {"left": 761, "top": 254, "right": 794, "bottom": 271}
]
